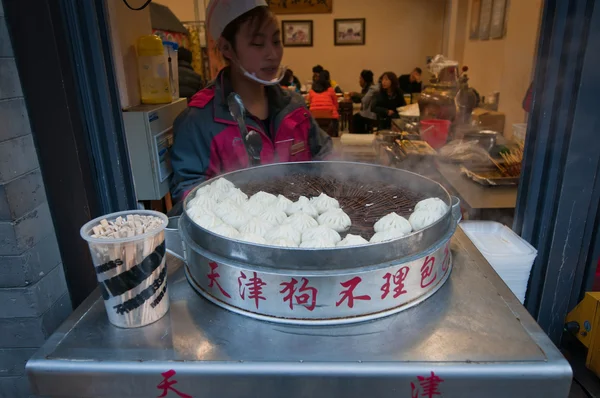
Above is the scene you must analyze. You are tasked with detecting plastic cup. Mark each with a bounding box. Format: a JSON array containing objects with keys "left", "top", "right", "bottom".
[{"left": 80, "top": 210, "right": 169, "bottom": 328}]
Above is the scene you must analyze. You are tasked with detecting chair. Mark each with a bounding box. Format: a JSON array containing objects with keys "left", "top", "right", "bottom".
[{"left": 310, "top": 109, "right": 339, "bottom": 137}]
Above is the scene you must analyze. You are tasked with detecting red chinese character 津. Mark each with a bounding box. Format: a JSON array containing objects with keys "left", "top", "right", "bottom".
[
  {"left": 280, "top": 277, "right": 318, "bottom": 311},
  {"left": 381, "top": 266, "right": 410, "bottom": 299},
  {"left": 420, "top": 256, "right": 437, "bottom": 288},
  {"left": 336, "top": 276, "right": 371, "bottom": 308},
  {"left": 411, "top": 371, "right": 444, "bottom": 398},
  {"left": 238, "top": 271, "right": 266, "bottom": 309},
  {"left": 156, "top": 369, "right": 192, "bottom": 398},
  {"left": 207, "top": 262, "right": 231, "bottom": 298}
]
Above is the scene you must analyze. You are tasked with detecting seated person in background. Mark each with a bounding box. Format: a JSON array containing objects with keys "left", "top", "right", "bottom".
[
  {"left": 280, "top": 69, "right": 302, "bottom": 92},
  {"left": 399, "top": 67, "right": 422, "bottom": 95},
  {"left": 371, "top": 72, "right": 406, "bottom": 130},
  {"left": 308, "top": 70, "right": 339, "bottom": 124},
  {"left": 312, "top": 64, "right": 343, "bottom": 94},
  {"left": 178, "top": 47, "right": 204, "bottom": 99},
  {"left": 350, "top": 70, "right": 379, "bottom": 134}
]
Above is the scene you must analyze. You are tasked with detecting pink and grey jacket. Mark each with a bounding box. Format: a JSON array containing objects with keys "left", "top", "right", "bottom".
[{"left": 170, "top": 68, "right": 333, "bottom": 201}]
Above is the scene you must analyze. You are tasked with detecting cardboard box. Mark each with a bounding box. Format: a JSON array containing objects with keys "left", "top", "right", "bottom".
[{"left": 472, "top": 108, "right": 506, "bottom": 135}]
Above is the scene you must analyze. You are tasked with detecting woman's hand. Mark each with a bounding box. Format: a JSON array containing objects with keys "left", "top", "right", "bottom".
[{"left": 387, "top": 110, "right": 395, "bottom": 116}]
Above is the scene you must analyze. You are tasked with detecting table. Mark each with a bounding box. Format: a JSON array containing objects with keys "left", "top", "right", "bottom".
[
  {"left": 27, "top": 229, "right": 571, "bottom": 398},
  {"left": 436, "top": 162, "right": 518, "bottom": 209}
]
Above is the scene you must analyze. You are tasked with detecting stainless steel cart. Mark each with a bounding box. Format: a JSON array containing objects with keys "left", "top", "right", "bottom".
[{"left": 27, "top": 228, "right": 572, "bottom": 398}]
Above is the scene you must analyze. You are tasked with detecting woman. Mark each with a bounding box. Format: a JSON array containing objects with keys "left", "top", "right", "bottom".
[
  {"left": 371, "top": 72, "right": 406, "bottom": 130},
  {"left": 307, "top": 70, "right": 339, "bottom": 119},
  {"left": 177, "top": 47, "right": 204, "bottom": 99},
  {"left": 280, "top": 69, "right": 301, "bottom": 93},
  {"left": 170, "top": 0, "right": 332, "bottom": 201},
  {"left": 350, "top": 69, "right": 378, "bottom": 134}
]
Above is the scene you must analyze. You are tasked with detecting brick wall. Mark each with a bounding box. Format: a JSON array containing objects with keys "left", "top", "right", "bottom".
[{"left": 0, "top": 0, "right": 72, "bottom": 396}]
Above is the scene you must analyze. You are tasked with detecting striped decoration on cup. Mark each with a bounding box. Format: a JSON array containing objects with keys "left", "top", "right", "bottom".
[{"left": 81, "top": 210, "right": 170, "bottom": 328}]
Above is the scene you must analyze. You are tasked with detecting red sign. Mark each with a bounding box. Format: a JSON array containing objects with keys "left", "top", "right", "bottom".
[
  {"left": 411, "top": 371, "right": 444, "bottom": 398},
  {"left": 207, "top": 262, "right": 231, "bottom": 298},
  {"left": 156, "top": 369, "right": 192, "bottom": 398},
  {"left": 336, "top": 276, "right": 371, "bottom": 308},
  {"left": 381, "top": 266, "right": 410, "bottom": 299},
  {"left": 280, "top": 277, "right": 318, "bottom": 311},
  {"left": 420, "top": 256, "right": 437, "bottom": 288}
]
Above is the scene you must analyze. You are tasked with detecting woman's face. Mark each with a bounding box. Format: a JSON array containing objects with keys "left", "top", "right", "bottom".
[
  {"left": 359, "top": 76, "right": 365, "bottom": 88},
  {"left": 381, "top": 75, "right": 391, "bottom": 90},
  {"left": 233, "top": 14, "right": 283, "bottom": 81}
]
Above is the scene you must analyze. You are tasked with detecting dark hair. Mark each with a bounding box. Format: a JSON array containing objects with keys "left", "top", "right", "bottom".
[
  {"left": 312, "top": 65, "right": 324, "bottom": 74},
  {"left": 360, "top": 69, "right": 374, "bottom": 86},
  {"left": 178, "top": 47, "right": 193, "bottom": 64},
  {"left": 380, "top": 71, "right": 400, "bottom": 95},
  {"left": 312, "top": 70, "right": 331, "bottom": 93},
  {"left": 280, "top": 69, "right": 294, "bottom": 87},
  {"left": 220, "top": 6, "right": 273, "bottom": 60},
  {"left": 414, "top": 67, "right": 423, "bottom": 74}
]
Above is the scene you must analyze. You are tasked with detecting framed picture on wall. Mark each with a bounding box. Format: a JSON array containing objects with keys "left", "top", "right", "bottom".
[
  {"left": 469, "top": 0, "right": 482, "bottom": 39},
  {"left": 489, "top": 0, "right": 508, "bottom": 39},
  {"left": 478, "top": 0, "right": 493, "bottom": 40},
  {"left": 334, "top": 18, "right": 366, "bottom": 46},
  {"left": 282, "top": 20, "right": 313, "bottom": 47}
]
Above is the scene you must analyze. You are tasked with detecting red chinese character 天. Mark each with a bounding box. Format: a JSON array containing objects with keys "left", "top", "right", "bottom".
[
  {"left": 156, "top": 369, "right": 192, "bottom": 398},
  {"left": 420, "top": 256, "right": 437, "bottom": 288},
  {"left": 410, "top": 371, "right": 444, "bottom": 398},
  {"left": 280, "top": 277, "right": 318, "bottom": 311},
  {"left": 336, "top": 276, "right": 371, "bottom": 308},
  {"left": 381, "top": 266, "right": 410, "bottom": 299},
  {"left": 441, "top": 245, "right": 450, "bottom": 273},
  {"left": 207, "top": 262, "right": 231, "bottom": 298}
]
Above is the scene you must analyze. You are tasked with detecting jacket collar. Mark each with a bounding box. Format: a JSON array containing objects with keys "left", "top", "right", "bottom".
[{"left": 210, "top": 67, "right": 292, "bottom": 126}]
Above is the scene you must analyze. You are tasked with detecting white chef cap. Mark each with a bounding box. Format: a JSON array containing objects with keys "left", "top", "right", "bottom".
[{"left": 206, "top": 0, "right": 269, "bottom": 40}]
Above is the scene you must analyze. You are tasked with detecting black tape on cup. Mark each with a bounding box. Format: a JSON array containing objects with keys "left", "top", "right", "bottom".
[{"left": 101, "top": 241, "right": 166, "bottom": 298}]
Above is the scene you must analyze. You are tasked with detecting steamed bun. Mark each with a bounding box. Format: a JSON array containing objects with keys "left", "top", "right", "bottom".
[
  {"left": 374, "top": 212, "right": 412, "bottom": 234},
  {"left": 239, "top": 217, "right": 274, "bottom": 237},
  {"left": 409, "top": 210, "right": 443, "bottom": 231},
  {"left": 317, "top": 208, "right": 351, "bottom": 233},
  {"left": 337, "top": 234, "right": 369, "bottom": 247},
  {"left": 265, "top": 224, "right": 302, "bottom": 245},
  {"left": 414, "top": 198, "right": 449, "bottom": 215},
  {"left": 210, "top": 223, "right": 240, "bottom": 239},
  {"left": 211, "top": 178, "right": 235, "bottom": 194},
  {"left": 370, "top": 228, "right": 407, "bottom": 243},
  {"left": 287, "top": 196, "right": 319, "bottom": 218},
  {"left": 220, "top": 208, "right": 251, "bottom": 230},
  {"left": 311, "top": 193, "right": 340, "bottom": 214},
  {"left": 302, "top": 225, "right": 342, "bottom": 244},
  {"left": 275, "top": 194, "right": 294, "bottom": 213},
  {"left": 189, "top": 210, "right": 223, "bottom": 230},
  {"left": 260, "top": 208, "right": 288, "bottom": 225},
  {"left": 249, "top": 191, "right": 278, "bottom": 206},
  {"left": 284, "top": 212, "right": 318, "bottom": 232},
  {"left": 227, "top": 188, "right": 248, "bottom": 206}
]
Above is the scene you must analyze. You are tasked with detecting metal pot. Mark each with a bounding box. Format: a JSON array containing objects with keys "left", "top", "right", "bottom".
[{"left": 170, "top": 162, "right": 461, "bottom": 325}]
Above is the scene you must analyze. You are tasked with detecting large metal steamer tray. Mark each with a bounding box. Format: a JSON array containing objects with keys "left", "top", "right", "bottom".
[{"left": 180, "top": 161, "right": 461, "bottom": 325}]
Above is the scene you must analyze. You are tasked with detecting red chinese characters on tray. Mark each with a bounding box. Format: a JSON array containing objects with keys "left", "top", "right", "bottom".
[{"left": 205, "top": 250, "right": 449, "bottom": 311}]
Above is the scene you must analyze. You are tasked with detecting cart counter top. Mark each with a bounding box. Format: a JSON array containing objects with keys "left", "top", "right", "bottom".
[{"left": 26, "top": 228, "right": 571, "bottom": 398}]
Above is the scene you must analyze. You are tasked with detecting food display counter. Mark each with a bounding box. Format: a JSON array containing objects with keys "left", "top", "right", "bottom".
[{"left": 27, "top": 228, "right": 571, "bottom": 398}]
